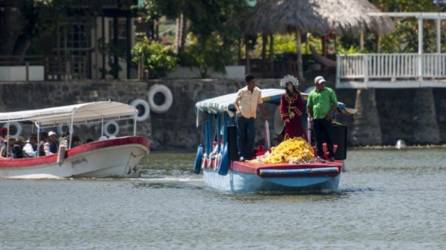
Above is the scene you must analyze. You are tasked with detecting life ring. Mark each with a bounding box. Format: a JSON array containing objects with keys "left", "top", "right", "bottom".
[
  {"left": 57, "top": 123, "right": 70, "bottom": 135},
  {"left": 130, "top": 99, "right": 150, "bottom": 121},
  {"left": 3, "top": 122, "right": 22, "bottom": 138},
  {"left": 193, "top": 144, "right": 204, "bottom": 174},
  {"left": 148, "top": 84, "right": 173, "bottom": 114},
  {"left": 104, "top": 121, "right": 120, "bottom": 137}
]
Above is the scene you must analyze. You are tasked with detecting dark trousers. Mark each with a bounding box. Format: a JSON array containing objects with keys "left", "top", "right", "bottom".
[
  {"left": 237, "top": 116, "right": 256, "bottom": 159},
  {"left": 313, "top": 118, "right": 334, "bottom": 158}
]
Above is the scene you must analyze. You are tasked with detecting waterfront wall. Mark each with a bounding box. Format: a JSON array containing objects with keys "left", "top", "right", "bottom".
[{"left": 0, "top": 80, "right": 445, "bottom": 150}]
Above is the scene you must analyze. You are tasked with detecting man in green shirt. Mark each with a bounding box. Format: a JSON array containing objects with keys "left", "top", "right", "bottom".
[{"left": 307, "top": 76, "right": 338, "bottom": 161}]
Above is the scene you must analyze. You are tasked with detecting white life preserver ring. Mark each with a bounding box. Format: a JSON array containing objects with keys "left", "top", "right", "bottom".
[
  {"left": 104, "top": 121, "right": 120, "bottom": 137},
  {"left": 3, "top": 122, "right": 22, "bottom": 138},
  {"left": 130, "top": 99, "right": 150, "bottom": 121},
  {"left": 57, "top": 123, "right": 70, "bottom": 135},
  {"left": 148, "top": 84, "right": 173, "bottom": 114}
]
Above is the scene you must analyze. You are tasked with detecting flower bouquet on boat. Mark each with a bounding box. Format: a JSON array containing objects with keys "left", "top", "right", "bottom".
[{"left": 194, "top": 75, "right": 351, "bottom": 193}]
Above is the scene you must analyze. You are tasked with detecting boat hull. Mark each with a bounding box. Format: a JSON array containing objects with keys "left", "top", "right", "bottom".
[
  {"left": 203, "top": 161, "right": 342, "bottom": 193},
  {"left": 0, "top": 136, "right": 149, "bottom": 179}
]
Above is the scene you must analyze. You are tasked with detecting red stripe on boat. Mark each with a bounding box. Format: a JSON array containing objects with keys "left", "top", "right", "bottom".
[
  {"left": 0, "top": 136, "right": 149, "bottom": 168},
  {"left": 231, "top": 160, "right": 343, "bottom": 175}
]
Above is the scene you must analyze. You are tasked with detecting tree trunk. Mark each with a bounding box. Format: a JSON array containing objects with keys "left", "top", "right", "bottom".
[
  {"left": 261, "top": 33, "right": 267, "bottom": 74},
  {"left": 245, "top": 38, "right": 250, "bottom": 74},
  {"left": 269, "top": 34, "right": 274, "bottom": 76},
  {"left": 295, "top": 31, "right": 304, "bottom": 82},
  {"left": 0, "top": 4, "right": 28, "bottom": 57}
]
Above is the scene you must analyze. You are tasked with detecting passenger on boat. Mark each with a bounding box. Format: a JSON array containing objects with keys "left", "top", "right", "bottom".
[
  {"left": 0, "top": 128, "right": 7, "bottom": 156},
  {"left": 38, "top": 132, "right": 48, "bottom": 156},
  {"left": 12, "top": 138, "right": 25, "bottom": 158},
  {"left": 1, "top": 138, "right": 13, "bottom": 158},
  {"left": 23, "top": 135, "right": 38, "bottom": 157},
  {"left": 234, "top": 75, "right": 263, "bottom": 160},
  {"left": 45, "top": 131, "right": 59, "bottom": 155},
  {"left": 307, "top": 76, "right": 338, "bottom": 161},
  {"left": 279, "top": 78, "right": 306, "bottom": 140}
]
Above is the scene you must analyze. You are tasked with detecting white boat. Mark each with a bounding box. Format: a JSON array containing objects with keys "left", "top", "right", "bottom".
[{"left": 0, "top": 101, "right": 149, "bottom": 179}]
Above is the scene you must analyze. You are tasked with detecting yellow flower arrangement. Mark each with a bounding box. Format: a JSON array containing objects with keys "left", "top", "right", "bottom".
[{"left": 261, "top": 137, "right": 315, "bottom": 164}]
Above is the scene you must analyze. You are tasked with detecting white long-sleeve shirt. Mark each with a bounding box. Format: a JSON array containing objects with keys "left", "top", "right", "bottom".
[{"left": 23, "top": 142, "right": 36, "bottom": 157}]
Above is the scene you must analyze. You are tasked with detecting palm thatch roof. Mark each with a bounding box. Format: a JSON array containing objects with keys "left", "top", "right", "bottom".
[{"left": 241, "top": 0, "right": 394, "bottom": 35}]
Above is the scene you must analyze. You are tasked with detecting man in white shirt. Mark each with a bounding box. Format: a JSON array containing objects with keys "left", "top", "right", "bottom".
[
  {"left": 234, "top": 75, "right": 263, "bottom": 160},
  {"left": 23, "top": 135, "right": 38, "bottom": 157}
]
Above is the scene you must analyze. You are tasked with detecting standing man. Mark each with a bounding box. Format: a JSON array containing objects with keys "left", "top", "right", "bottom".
[
  {"left": 307, "top": 76, "right": 338, "bottom": 161},
  {"left": 235, "top": 75, "right": 263, "bottom": 160}
]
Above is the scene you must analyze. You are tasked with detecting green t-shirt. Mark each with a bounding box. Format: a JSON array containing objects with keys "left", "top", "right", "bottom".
[{"left": 307, "top": 87, "right": 338, "bottom": 119}]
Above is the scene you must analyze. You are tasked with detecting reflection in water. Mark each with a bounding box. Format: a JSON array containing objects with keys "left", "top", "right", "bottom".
[{"left": 1, "top": 149, "right": 446, "bottom": 250}]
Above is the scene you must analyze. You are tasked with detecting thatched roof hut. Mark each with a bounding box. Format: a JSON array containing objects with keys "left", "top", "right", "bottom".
[{"left": 241, "top": 0, "right": 394, "bottom": 35}]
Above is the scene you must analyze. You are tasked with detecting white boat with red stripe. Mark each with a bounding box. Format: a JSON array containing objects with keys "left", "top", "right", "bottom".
[{"left": 0, "top": 102, "right": 149, "bottom": 179}]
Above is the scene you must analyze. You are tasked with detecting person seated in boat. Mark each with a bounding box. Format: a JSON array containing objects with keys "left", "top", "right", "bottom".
[
  {"left": 12, "top": 138, "right": 25, "bottom": 159},
  {"left": 45, "top": 131, "right": 59, "bottom": 155},
  {"left": 234, "top": 74, "right": 263, "bottom": 160},
  {"left": 1, "top": 138, "right": 14, "bottom": 158},
  {"left": 279, "top": 76, "right": 306, "bottom": 140},
  {"left": 307, "top": 76, "right": 338, "bottom": 161},
  {"left": 23, "top": 135, "right": 38, "bottom": 157},
  {"left": 37, "top": 132, "right": 48, "bottom": 156},
  {"left": 0, "top": 128, "right": 7, "bottom": 157}
]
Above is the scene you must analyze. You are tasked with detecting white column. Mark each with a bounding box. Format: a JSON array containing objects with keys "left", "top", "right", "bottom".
[
  {"left": 418, "top": 17, "right": 424, "bottom": 54},
  {"left": 436, "top": 17, "right": 442, "bottom": 54},
  {"left": 418, "top": 17, "right": 424, "bottom": 80}
]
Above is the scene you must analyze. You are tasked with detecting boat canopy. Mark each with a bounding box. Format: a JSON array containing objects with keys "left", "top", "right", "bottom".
[
  {"left": 196, "top": 88, "right": 288, "bottom": 114},
  {"left": 0, "top": 101, "right": 137, "bottom": 126},
  {"left": 195, "top": 88, "right": 355, "bottom": 127}
]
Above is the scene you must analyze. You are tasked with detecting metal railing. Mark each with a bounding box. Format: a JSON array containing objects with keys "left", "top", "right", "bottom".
[{"left": 337, "top": 53, "right": 446, "bottom": 83}]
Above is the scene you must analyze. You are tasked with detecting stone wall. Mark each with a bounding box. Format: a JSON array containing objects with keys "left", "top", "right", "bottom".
[{"left": 0, "top": 80, "right": 445, "bottom": 150}]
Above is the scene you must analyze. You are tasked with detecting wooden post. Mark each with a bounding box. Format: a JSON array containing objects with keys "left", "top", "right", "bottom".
[
  {"left": 25, "top": 61, "right": 29, "bottom": 82},
  {"left": 296, "top": 30, "right": 304, "bottom": 81},
  {"left": 245, "top": 39, "right": 250, "bottom": 74},
  {"left": 360, "top": 31, "right": 365, "bottom": 51},
  {"left": 436, "top": 18, "right": 441, "bottom": 54},
  {"left": 261, "top": 34, "right": 267, "bottom": 74},
  {"left": 269, "top": 34, "right": 274, "bottom": 76}
]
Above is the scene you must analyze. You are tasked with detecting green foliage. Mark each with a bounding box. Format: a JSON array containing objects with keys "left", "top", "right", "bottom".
[
  {"left": 368, "top": 0, "right": 444, "bottom": 53},
  {"left": 132, "top": 38, "right": 177, "bottom": 78},
  {"left": 178, "top": 35, "right": 233, "bottom": 77},
  {"left": 141, "top": 0, "right": 248, "bottom": 73}
]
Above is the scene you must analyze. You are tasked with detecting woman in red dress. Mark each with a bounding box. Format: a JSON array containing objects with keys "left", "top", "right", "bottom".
[{"left": 279, "top": 80, "right": 306, "bottom": 140}]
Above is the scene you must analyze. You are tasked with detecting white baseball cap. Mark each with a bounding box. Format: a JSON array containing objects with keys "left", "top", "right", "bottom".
[
  {"left": 314, "top": 76, "right": 327, "bottom": 85},
  {"left": 48, "top": 131, "right": 57, "bottom": 137}
]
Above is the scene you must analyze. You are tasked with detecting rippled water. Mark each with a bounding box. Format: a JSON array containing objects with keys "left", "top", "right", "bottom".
[{"left": 1, "top": 149, "right": 446, "bottom": 249}]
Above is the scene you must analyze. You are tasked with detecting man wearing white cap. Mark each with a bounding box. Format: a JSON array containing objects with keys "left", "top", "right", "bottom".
[
  {"left": 307, "top": 76, "right": 338, "bottom": 161},
  {"left": 46, "top": 131, "right": 59, "bottom": 155}
]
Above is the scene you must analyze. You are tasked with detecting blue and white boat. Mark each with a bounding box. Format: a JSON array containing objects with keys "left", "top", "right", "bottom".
[{"left": 194, "top": 88, "right": 349, "bottom": 193}]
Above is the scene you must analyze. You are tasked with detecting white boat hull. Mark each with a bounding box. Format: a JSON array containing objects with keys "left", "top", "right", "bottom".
[{"left": 0, "top": 137, "right": 149, "bottom": 179}]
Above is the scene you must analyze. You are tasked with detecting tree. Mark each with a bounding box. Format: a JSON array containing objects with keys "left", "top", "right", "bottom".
[
  {"left": 141, "top": 0, "right": 249, "bottom": 74},
  {"left": 0, "top": 0, "right": 115, "bottom": 60}
]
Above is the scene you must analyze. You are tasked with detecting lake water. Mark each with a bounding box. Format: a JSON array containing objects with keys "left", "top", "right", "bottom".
[{"left": 1, "top": 149, "right": 446, "bottom": 249}]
